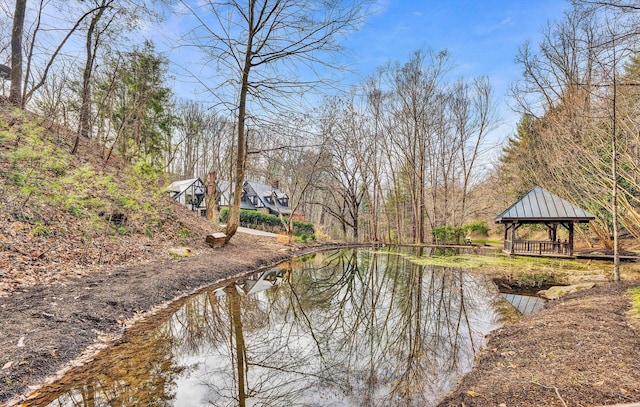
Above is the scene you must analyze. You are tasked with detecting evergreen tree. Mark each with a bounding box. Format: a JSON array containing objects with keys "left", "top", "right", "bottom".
[
  {"left": 499, "top": 114, "right": 540, "bottom": 197},
  {"left": 96, "top": 41, "right": 176, "bottom": 167}
]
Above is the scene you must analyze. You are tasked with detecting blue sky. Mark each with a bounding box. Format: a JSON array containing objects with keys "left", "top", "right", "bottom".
[
  {"left": 162, "top": 1, "right": 570, "bottom": 154},
  {"left": 340, "top": 0, "right": 569, "bottom": 149}
]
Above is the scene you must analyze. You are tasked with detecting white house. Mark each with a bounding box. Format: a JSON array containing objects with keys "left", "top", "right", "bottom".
[{"left": 167, "top": 178, "right": 207, "bottom": 217}]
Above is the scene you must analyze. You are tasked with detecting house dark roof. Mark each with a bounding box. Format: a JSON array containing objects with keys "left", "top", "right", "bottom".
[
  {"left": 245, "top": 181, "right": 291, "bottom": 215},
  {"left": 495, "top": 186, "right": 595, "bottom": 223},
  {"left": 218, "top": 180, "right": 256, "bottom": 210}
]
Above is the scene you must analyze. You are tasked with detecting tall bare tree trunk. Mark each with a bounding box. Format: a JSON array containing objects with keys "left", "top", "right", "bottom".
[
  {"left": 611, "top": 57, "right": 620, "bottom": 281},
  {"left": 206, "top": 171, "right": 220, "bottom": 224},
  {"left": 9, "top": 0, "right": 27, "bottom": 107},
  {"left": 225, "top": 1, "right": 254, "bottom": 242},
  {"left": 225, "top": 287, "right": 247, "bottom": 407},
  {"left": 74, "top": 3, "right": 107, "bottom": 154}
]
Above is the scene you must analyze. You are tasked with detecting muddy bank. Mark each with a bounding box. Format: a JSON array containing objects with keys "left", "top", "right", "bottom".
[
  {"left": 2, "top": 239, "right": 639, "bottom": 407},
  {"left": 0, "top": 234, "right": 340, "bottom": 404},
  {"left": 437, "top": 281, "right": 640, "bottom": 407}
]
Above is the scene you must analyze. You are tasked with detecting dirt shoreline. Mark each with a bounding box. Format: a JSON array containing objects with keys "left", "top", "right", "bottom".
[
  {"left": 1, "top": 237, "right": 639, "bottom": 406},
  {"left": 0, "top": 234, "right": 345, "bottom": 405},
  {"left": 437, "top": 281, "right": 640, "bottom": 407}
]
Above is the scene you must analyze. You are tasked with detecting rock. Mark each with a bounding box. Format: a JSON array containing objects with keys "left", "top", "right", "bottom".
[
  {"left": 206, "top": 232, "right": 227, "bottom": 248},
  {"left": 538, "top": 283, "right": 596, "bottom": 300},
  {"left": 167, "top": 247, "right": 191, "bottom": 257},
  {"left": 566, "top": 273, "right": 609, "bottom": 284}
]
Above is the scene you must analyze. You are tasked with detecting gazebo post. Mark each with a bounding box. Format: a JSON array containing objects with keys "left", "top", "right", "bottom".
[
  {"left": 510, "top": 222, "right": 516, "bottom": 254},
  {"left": 547, "top": 223, "right": 557, "bottom": 242},
  {"left": 503, "top": 224, "right": 508, "bottom": 252},
  {"left": 568, "top": 222, "right": 574, "bottom": 256}
]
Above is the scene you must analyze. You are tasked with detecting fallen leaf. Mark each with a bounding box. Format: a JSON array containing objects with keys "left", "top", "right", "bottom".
[
  {"left": 2, "top": 361, "right": 14, "bottom": 370},
  {"left": 465, "top": 390, "right": 481, "bottom": 397},
  {"left": 17, "top": 336, "right": 25, "bottom": 347}
]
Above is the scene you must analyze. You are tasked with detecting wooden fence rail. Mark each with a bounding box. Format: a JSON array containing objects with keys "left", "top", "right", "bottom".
[{"left": 506, "top": 240, "right": 570, "bottom": 256}]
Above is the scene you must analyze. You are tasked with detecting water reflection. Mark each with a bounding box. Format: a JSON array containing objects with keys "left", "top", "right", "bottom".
[{"left": 24, "top": 248, "right": 513, "bottom": 407}]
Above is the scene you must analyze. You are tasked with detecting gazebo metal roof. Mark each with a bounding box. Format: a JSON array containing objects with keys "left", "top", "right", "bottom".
[{"left": 495, "top": 186, "right": 595, "bottom": 224}]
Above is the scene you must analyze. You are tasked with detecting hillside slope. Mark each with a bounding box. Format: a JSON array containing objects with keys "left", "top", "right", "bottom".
[{"left": 0, "top": 107, "right": 214, "bottom": 294}]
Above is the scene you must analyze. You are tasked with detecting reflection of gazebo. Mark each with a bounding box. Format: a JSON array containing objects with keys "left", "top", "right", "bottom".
[{"left": 495, "top": 186, "right": 595, "bottom": 257}]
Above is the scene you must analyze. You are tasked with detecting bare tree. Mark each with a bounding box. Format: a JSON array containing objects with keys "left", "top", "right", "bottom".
[
  {"left": 449, "top": 77, "right": 495, "bottom": 229},
  {"left": 507, "top": 2, "right": 640, "bottom": 279},
  {"left": 304, "top": 51, "right": 496, "bottom": 244},
  {"left": 20, "top": 1, "right": 108, "bottom": 109},
  {"left": 363, "top": 79, "right": 387, "bottom": 242},
  {"left": 74, "top": 0, "right": 115, "bottom": 154},
  {"left": 319, "top": 96, "right": 367, "bottom": 241},
  {"left": 72, "top": 0, "right": 162, "bottom": 153},
  {"left": 9, "top": 0, "right": 26, "bottom": 106},
  {"left": 178, "top": 0, "right": 370, "bottom": 242},
  {"left": 384, "top": 50, "right": 452, "bottom": 243}
]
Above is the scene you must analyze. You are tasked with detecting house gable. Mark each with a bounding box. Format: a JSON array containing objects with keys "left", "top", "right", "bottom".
[
  {"left": 167, "top": 178, "right": 207, "bottom": 215},
  {"left": 169, "top": 177, "right": 294, "bottom": 218},
  {"left": 244, "top": 181, "right": 291, "bottom": 216},
  {"left": 217, "top": 180, "right": 256, "bottom": 210}
]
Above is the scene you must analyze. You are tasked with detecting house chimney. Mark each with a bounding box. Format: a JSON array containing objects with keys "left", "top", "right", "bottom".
[
  {"left": 208, "top": 171, "right": 217, "bottom": 195},
  {"left": 271, "top": 180, "right": 279, "bottom": 190}
]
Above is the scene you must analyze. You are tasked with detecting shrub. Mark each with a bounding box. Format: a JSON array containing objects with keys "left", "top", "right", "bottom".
[
  {"left": 220, "top": 209, "right": 315, "bottom": 236},
  {"left": 292, "top": 220, "right": 315, "bottom": 236},
  {"left": 432, "top": 220, "right": 490, "bottom": 244},
  {"left": 432, "top": 225, "right": 464, "bottom": 244},
  {"left": 464, "top": 220, "right": 489, "bottom": 236},
  {"left": 296, "top": 233, "right": 316, "bottom": 242}
]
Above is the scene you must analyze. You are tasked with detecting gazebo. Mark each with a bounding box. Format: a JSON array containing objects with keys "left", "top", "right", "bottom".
[{"left": 495, "top": 186, "right": 595, "bottom": 257}]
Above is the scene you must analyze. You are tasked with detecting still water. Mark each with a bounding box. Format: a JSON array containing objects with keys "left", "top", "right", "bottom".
[{"left": 25, "top": 248, "right": 517, "bottom": 406}]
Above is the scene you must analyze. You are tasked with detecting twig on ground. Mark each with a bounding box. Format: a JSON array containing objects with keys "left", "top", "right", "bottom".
[{"left": 530, "top": 381, "right": 568, "bottom": 407}]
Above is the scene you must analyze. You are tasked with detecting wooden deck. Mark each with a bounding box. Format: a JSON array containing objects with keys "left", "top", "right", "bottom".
[
  {"left": 575, "top": 253, "right": 639, "bottom": 262},
  {"left": 505, "top": 239, "right": 572, "bottom": 256},
  {"left": 504, "top": 250, "right": 574, "bottom": 259},
  {"left": 503, "top": 246, "right": 640, "bottom": 262}
]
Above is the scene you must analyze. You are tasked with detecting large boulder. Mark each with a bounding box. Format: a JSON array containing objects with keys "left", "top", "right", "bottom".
[
  {"left": 167, "top": 247, "right": 192, "bottom": 257},
  {"left": 538, "top": 283, "right": 596, "bottom": 300}
]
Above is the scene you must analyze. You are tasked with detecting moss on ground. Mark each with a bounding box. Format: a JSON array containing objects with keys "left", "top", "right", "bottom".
[
  {"left": 0, "top": 110, "right": 174, "bottom": 240},
  {"left": 378, "top": 247, "right": 640, "bottom": 284},
  {"left": 629, "top": 286, "right": 640, "bottom": 318}
]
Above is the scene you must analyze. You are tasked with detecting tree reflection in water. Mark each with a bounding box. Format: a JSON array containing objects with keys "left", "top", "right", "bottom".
[{"left": 27, "top": 248, "right": 510, "bottom": 407}]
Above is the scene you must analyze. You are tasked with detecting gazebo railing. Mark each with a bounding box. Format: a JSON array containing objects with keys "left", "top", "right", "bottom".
[{"left": 506, "top": 240, "right": 570, "bottom": 256}]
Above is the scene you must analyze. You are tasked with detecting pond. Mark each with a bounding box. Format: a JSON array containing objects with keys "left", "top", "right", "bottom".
[{"left": 24, "top": 248, "right": 522, "bottom": 407}]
